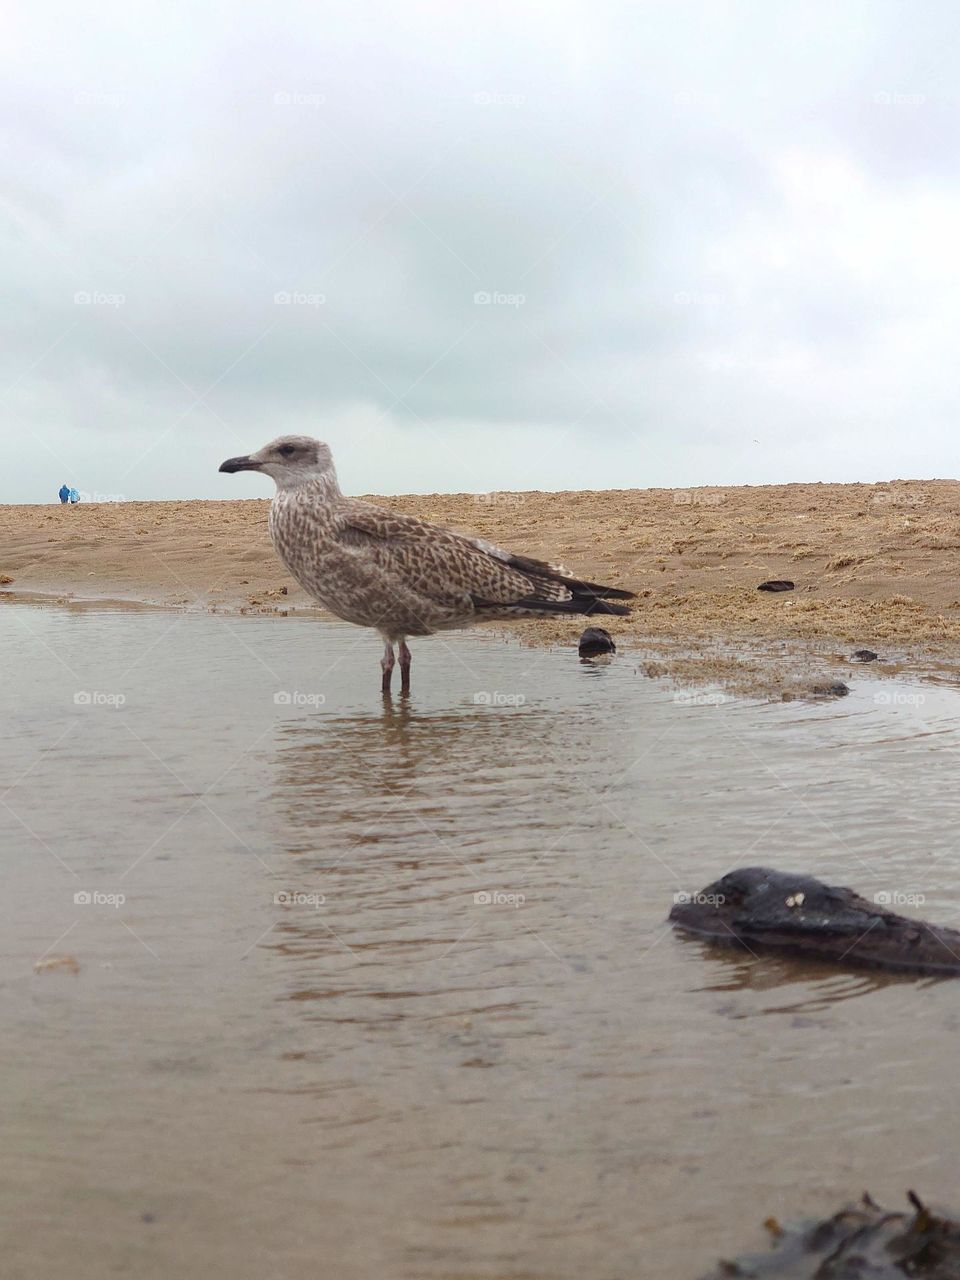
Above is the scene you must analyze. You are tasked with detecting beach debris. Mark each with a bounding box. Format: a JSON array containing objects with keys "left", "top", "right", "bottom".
[
  {"left": 808, "top": 680, "right": 849, "bottom": 698},
  {"left": 670, "top": 867, "right": 960, "bottom": 974},
  {"left": 852, "top": 648, "right": 879, "bottom": 662},
  {"left": 578, "top": 626, "right": 616, "bottom": 659},
  {"left": 757, "top": 580, "right": 795, "bottom": 592},
  {"left": 700, "top": 1191, "right": 960, "bottom": 1278},
  {"left": 219, "top": 436, "right": 634, "bottom": 694},
  {"left": 0, "top": 574, "right": 13, "bottom": 585},
  {"left": 780, "top": 680, "right": 850, "bottom": 702},
  {"left": 34, "top": 954, "right": 80, "bottom": 975}
]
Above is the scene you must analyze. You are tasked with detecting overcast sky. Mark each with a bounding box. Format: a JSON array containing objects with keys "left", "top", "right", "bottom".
[{"left": 4, "top": 0, "right": 959, "bottom": 502}]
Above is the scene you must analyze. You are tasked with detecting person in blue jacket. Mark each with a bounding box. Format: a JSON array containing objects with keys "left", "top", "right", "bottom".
[
  {"left": 69, "top": 488, "right": 80, "bottom": 504},
  {"left": 58, "top": 484, "right": 70, "bottom": 503}
]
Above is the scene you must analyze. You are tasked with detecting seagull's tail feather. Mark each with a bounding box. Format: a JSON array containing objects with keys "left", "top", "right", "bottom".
[
  {"left": 473, "top": 594, "right": 633, "bottom": 619},
  {"left": 500, "top": 551, "right": 635, "bottom": 600}
]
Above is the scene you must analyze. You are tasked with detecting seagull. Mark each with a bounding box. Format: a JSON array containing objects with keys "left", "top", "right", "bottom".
[{"left": 219, "top": 436, "right": 634, "bottom": 695}]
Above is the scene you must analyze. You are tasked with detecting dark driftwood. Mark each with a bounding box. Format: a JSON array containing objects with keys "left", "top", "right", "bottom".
[
  {"left": 701, "top": 1191, "right": 960, "bottom": 1278},
  {"left": 670, "top": 867, "right": 960, "bottom": 975}
]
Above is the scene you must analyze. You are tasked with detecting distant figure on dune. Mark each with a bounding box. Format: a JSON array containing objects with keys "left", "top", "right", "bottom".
[
  {"left": 68, "top": 488, "right": 80, "bottom": 504},
  {"left": 58, "top": 484, "right": 70, "bottom": 504}
]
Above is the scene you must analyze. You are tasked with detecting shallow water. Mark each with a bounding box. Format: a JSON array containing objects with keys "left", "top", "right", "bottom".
[{"left": 2, "top": 603, "right": 960, "bottom": 1280}]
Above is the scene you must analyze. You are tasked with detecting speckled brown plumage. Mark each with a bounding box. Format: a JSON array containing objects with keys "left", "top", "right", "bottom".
[{"left": 221, "top": 435, "right": 634, "bottom": 689}]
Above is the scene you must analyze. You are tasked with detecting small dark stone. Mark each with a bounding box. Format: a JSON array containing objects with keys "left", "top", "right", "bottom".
[
  {"left": 757, "top": 579, "right": 795, "bottom": 592},
  {"left": 141, "top": 1212, "right": 156, "bottom": 1224},
  {"left": 809, "top": 681, "right": 849, "bottom": 698},
  {"left": 578, "top": 627, "right": 616, "bottom": 659},
  {"left": 851, "top": 648, "right": 878, "bottom": 662}
]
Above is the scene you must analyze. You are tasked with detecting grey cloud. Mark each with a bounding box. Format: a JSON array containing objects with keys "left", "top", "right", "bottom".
[{"left": 3, "top": 0, "right": 960, "bottom": 500}]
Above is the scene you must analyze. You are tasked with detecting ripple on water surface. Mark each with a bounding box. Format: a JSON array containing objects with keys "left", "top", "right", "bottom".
[{"left": 1, "top": 604, "right": 959, "bottom": 1279}]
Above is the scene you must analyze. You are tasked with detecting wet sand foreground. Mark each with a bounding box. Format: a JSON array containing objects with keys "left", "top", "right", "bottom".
[{"left": 2, "top": 480, "right": 960, "bottom": 670}]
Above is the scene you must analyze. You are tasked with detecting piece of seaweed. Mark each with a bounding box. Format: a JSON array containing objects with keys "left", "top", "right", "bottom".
[{"left": 701, "top": 1192, "right": 960, "bottom": 1278}]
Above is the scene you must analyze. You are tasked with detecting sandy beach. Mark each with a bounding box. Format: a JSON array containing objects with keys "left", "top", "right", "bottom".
[{"left": 3, "top": 479, "right": 959, "bottom": 686}]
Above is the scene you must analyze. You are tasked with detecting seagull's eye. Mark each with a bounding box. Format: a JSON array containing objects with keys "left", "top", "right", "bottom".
[{"left": 277, "top": 444, "right": 296, "bottom": 459}]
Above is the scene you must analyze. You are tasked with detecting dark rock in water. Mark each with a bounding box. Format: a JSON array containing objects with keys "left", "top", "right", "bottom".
[
  {"left": 578, "top": 627, "right": 616, "bottom": 659},
  {"left": 670, "top": 866, "right": 960, "bottom": 975},
  {"left": 700, "top": 1192, "right": 960, "bottom": 1278},
  {"left": 808, "top": 680, "right": 849, "bottom": 698},
  {"left": 757, "top": 580, "right": 794, "bottom": 592},
  {"left": 852, "top": 648, "right": 879, "bottom": 662}
]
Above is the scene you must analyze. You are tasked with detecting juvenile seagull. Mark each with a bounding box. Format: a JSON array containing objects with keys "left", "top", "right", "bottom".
[{"left": 220, "top": 436, "right": 634, "bottom": 694}]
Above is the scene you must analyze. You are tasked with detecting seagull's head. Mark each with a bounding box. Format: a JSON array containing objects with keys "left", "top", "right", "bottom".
[{"left": 219, "top": 436, "right": 337, "bottom": 491}]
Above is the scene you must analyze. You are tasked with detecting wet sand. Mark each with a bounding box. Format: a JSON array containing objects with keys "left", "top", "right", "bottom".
[{"left": 3, "top": 480, "right": 959, "bottom": 689}]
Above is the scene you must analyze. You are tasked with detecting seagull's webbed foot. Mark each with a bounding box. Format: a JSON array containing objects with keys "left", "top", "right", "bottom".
[
  {"left": 381, "top": 641, "right": 395, "bottom": 695},
  {"left": 398, "top": 639, "right": 411, "bottom": 695}
]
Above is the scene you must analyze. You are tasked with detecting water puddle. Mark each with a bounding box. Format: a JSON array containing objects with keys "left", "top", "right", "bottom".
[{"left": 2, "top": 603, "right": 959, "bottom": 1278}]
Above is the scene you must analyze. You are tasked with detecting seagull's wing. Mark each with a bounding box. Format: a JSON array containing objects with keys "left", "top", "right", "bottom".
[{"left": 337, "top": 500, "right": 633, "bottom": 613}]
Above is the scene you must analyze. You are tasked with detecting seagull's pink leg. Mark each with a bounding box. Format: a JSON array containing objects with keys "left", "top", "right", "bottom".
[
  {"left": 381, "top": 641, "right": 395, "bottom": 694},
  {"left": 398, "top": 639, "right": 412, "bottom": 694}
]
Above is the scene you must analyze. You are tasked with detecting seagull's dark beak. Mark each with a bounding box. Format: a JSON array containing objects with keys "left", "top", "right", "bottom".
[{"left": 219, "top": 455, "right": 262, "bottom": 473}]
